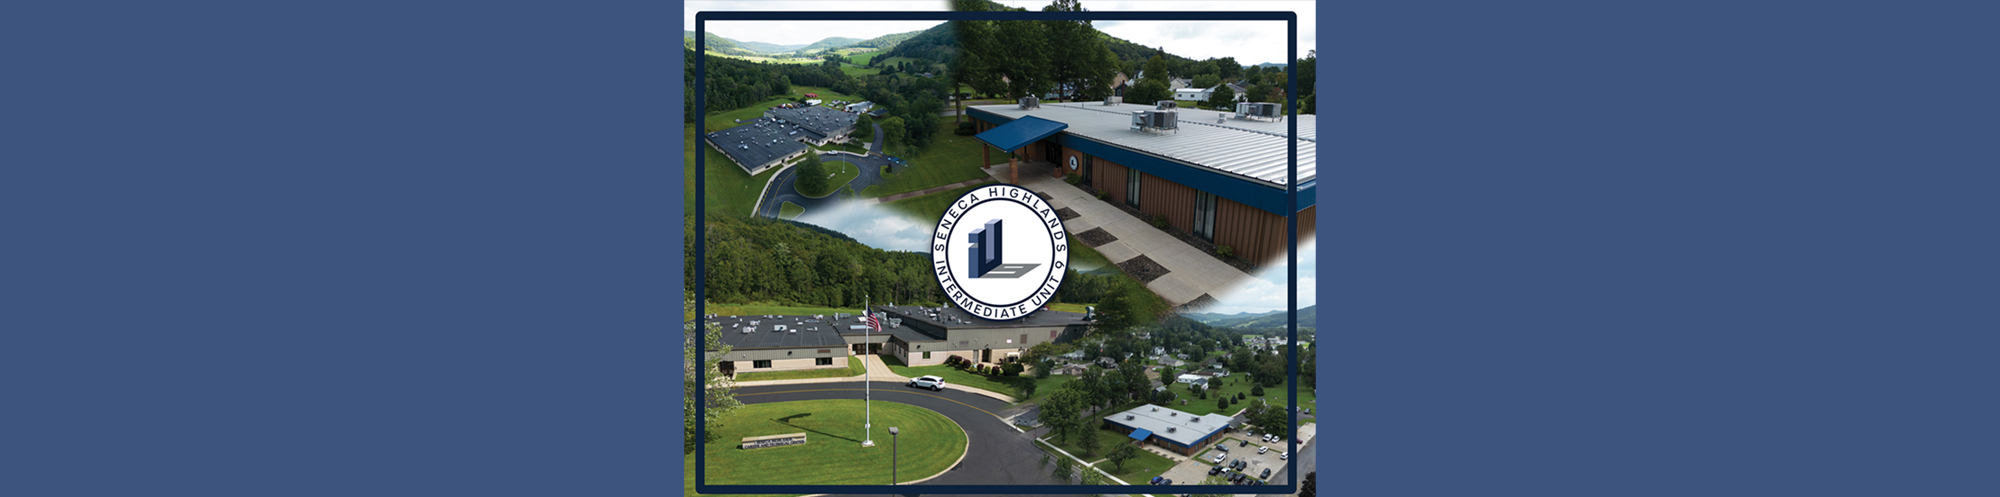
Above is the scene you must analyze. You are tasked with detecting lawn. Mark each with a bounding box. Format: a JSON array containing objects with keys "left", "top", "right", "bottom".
[
  {"left": 1068, "top": 242, "right": 1114, "bottom": 272},
  {"left": 1164, "top": 376, "right": 1316, "bottom": 418},
  {"left": 777, "top": 201, "right": 804, "bottom": 219},
  {"left": 859, "top": 120, "right": 994, "bottom": 198},
  {"left": 797, "top": 160, "right": 861, "bottom": 198},
  {"left": 686, "top": 126, "right": 781, "bottom": 219},
  {"left": 709, "top": 303, "right": 863, "bottom": 316},
  {"left": 732, "top": 355, "right": 864, "bottom": 381},
  {"left": 844, "top": 51, "right": 879, "bottom": 65},
  {"left": 1097, "top": 446, "right": 1177, "bottom": 484},
  {"left": 683, "top": 400, "right": 967, "bottom": 495},
  {"left": 879, "top": 354, "right": 1072, "bottom": 403},
  {"left": 1017, "top": 374, "right": 1074, "bottom": 406},
  {"left": 880, "top": 180, "right": 996, "bottom": 222},
  {"left": 838, "top": 64, "right": 878, "bottom": 78},
  {"left": 1048, "top": 302, "right": 1092, "bottom": 313}
]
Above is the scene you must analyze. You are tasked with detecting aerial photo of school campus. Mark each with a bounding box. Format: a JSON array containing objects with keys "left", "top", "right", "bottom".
[{"left": 685, "top": 1, "right": 1319, "bottom": 496}]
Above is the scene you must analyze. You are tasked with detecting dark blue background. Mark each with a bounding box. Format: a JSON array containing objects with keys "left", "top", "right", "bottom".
[{"left": 4, "top": 1, "right": 1996, "bottom": 496}]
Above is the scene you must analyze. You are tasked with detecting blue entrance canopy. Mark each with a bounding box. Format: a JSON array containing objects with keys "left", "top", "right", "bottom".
[
  {"left": 974, "top": 115, "right": 1068, "bottom": 152},
  {"left": 1128, "top": 428, "right": 1153, "bottom": 441}
]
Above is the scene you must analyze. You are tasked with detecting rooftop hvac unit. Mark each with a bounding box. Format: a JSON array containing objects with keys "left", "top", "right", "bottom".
[
  {"left": 1133, "top": 110, "right": 1179, "bottom": 133},
  {"left": 1167, "top": 427, "right": 1177, "bottom": 433},
  {"left": 1019, "top": 96, "right": 1041, "bottom": 109},
  {"left": 1156, "top": 100, "right": 1178, "bottom": 110},
  {"left": 1126, "top": 415, "right": 1135, "bottom": 421},
  {"left": 1235, "top": 102, "right": 1283, "bottom": 121}
]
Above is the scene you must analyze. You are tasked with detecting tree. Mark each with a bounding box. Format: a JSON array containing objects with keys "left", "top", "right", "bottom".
[
  {"left": 1205, "top": 83, "right": 1236, "bottom": 109},
  {"left": 794, "top": 153, "right": 829, "bottom": 196},
  {"left": 1160, "top": 363, "right": 1178, "bottom": 385},
  {"left": 1142, "top": 54, "right": 1171, "bottom": 84},
  {"left": 1218, "top": 396, "right": 1229, "bottom": 411},
  {"left": 1248, "top": 82, "right": 1275, "bottom": 103},
  {"left": 1041, "top": 387, "right": 1086, "bottom": 444},
  {"left": 1051, "top": 454, "right": 1075, "bottom": 483},
  {"left": 879, "top": 116, "right": 907, "bottom": 152},
  {"left": 1077, "top": 424, "right": 1103, "bottom": 456},
  {"left": 685, "top": 292, "right": 743, "bottom": 453},
  {"left": 1251, "top": 383, "right": 1265, "bottom": 397},
  {"left": 1127, "top": 79, "right": 1170, "bottom": 106},
  {"left": 854, "top": 113, "right": 873, "bottom": 141},
  {"left": 1215, "top": 56, "right": 1242, "bottom": 80},
  {"left": 1118, "top": 360, "right": 1149, "bottom": 401},
  {"left": 1091, "top": 282, "right": 1146, "bottom": 333},
  {"left": 994, "top": 12, "right": 1051, "bottom": 98},
  {"left": 1191, "top": 73, "right": 1220, "bottom": 90},
  {"left": 1191, "top": 474, "right": 1234, "bottom": 497},
  {"left": 1106, "top": 443, "right": 1140, "bottom": 471},
  {"left": 1301, "top": 471, "right": 1318, "bottom": 497}
]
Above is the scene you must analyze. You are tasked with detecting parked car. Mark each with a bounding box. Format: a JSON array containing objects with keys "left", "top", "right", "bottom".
[
  {"left": 1149, "top": 476, "right": 1164, "bottom": 485},
  {"left": 1161, "top": 478, "right": 1172, "bottom": 485},
  {"left": 1280, "top": 451, "right": 1289, "bottom": 460},
  {"left": 1217, "top": 444, "right": 1228, "bottom": 452},
  {"left": 1261, "top": 468, "right": 1272, "bottom": 479},
  {"left": 1262, "top": 434, "right": 1273, "bottom": 443},
  {"left": 1207, "top": 465, "right": 1223, "bottom": 475},
  {"left": 1258, "top": 446, "right": 1269, "bottom": 454},
  {"left": 1211, "top": 452, "right": 1226, "bottom": 463},
  {"left": 1239, "top": 439, "right": 1250, "bottom": 447},
  {"left": 908, "top": 375, "right": 946, "bottom": 391}
]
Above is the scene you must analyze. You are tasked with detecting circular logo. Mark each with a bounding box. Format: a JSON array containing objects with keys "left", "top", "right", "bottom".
[
  {"left": 931, "top": 184, "right": 1068, "bottom": 321},
  {"left": 1068, "top": 155, "right": 1079, "bottom": 170}
]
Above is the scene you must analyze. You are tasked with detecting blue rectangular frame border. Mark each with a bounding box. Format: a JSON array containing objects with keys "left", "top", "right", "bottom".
[{"left": 696, "top": 10, "right": 1300, "bottom": 495}]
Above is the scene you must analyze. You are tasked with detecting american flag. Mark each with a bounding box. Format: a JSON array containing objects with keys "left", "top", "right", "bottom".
[{"left": 866, "top": 310, "right": 881, "bottom": 333}]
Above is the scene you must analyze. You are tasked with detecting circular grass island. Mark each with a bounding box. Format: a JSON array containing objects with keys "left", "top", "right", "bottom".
[{"left": 684, "top": 399, "right": 968, "bottom": 494}]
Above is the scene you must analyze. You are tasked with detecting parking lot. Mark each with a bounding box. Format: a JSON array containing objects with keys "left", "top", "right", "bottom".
[{"left": 1151, "top": 435, "right": 1294, "bottom": 488}]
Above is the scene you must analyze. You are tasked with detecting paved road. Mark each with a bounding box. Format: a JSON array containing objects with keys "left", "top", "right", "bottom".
[
  {"left": 757, "top": 152, "right": 894, "bottom": 218},
  {"left": 869, "top": 123, "right": 884, "bottom": 154},
  {"left": 734, "top": 380, "right": 1065, "bottom": 495}
]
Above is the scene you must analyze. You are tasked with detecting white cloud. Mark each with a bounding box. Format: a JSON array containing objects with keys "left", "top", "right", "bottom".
[
  {"left": 1202, "top": 237, "right": 1316, "bottom": 315},
  {"left": 791, "top": 200, "right": 935, "bottom": 253}
]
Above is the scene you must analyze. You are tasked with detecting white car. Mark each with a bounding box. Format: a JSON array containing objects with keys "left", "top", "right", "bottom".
[
  {"left": 1280, "top": 451, "right": 1289, "bottom": 460},
  {"left": 1262, "top": 434, "right": 1273, "bottom": 443},
  {"left": 1258, "top": 446, "right": 1269, "bottom": 454},
  {"left": 1212, "top": 452, "right": 1226, "bottom": 463},
  {"left": 908, "top": 375, "right": 946, "bottom": 391}
]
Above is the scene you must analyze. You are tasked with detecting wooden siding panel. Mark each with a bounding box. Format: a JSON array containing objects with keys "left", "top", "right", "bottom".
[
  {"left": 1139, "top": 174, "right": 1197, "bottom": 232},
  {"left": 1098, "top": 161, "right": 1128, "bottom": 204}
]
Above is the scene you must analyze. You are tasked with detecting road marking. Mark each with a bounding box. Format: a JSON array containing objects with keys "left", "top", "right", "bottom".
[{"left": 740, "top": 388, "right": 1005, "bottom": 421}]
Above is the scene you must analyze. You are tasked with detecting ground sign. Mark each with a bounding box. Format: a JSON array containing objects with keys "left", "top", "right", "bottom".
[{"left": 740, "top": 433, "right": 808, "bottom": 450}]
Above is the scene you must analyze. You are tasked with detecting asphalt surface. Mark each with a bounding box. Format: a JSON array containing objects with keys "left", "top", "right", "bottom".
[
  {"left": 757, "top": 151, "right": 894, "bottom": 219},
  {"left": 733, "top": 380, "right": 1066, "bottom": 495}
]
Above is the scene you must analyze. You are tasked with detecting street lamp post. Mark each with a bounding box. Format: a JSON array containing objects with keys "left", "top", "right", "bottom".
[{"left": 888, "top": 427, "right": 899, "bottom": 484}]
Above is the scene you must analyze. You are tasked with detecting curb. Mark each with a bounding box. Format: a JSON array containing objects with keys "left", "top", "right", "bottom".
[{"left": 895, "top": 408, "right": 972, "bottom": 485}]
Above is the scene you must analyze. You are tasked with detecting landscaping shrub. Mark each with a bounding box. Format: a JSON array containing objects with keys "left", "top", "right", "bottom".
[
  {"left": 1217, "top": 245, "right": 1234, "bottom": 258},
  {"left": 1251, "top": 384, "right": 1265, "bottom": 397},
  {"left": 954, "top": 121, "right": 975, "bottom": 136},
  {"left": 1095, "top": 190, "right": 1109, "bottom": 200},
  {"left": 1064, "top": 173, "right": 1083, "bottom": 185},
  {"left": 1004, "top": 363, "right": 1024, "bottom": 376},
  {"left": 1151, "top": 214, "right": 1169, "bottom": 229},
  {"left": 1237, "top": 392, "right": 1247, "bottom": 400}
]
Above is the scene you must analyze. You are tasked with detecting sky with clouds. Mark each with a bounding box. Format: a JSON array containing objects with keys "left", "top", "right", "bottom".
[
  {"left": 1202, "top": 238, "right": 1316, "bottom": 315},
  {"left": 687, "top": 1, "right": 1314, "bottom": 65}
]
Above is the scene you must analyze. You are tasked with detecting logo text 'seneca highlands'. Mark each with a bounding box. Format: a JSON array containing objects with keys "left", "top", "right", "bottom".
[{"left": 931, "top": 184, "right": 1067, "bottom": 320}]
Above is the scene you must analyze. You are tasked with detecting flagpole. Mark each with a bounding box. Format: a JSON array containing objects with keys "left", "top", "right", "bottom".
[{"left": 863, "top": 293, "right": 874, "bottom": 448}]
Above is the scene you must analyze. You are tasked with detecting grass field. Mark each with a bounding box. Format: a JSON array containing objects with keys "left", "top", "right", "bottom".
[
  {"left": 701, "top": 50, "right": 822, "bottom": 65},
  {"left": 798, "top": 160, "right": 861, "bottom": 197},
  {"left": 837, "top": 64, "right": 878, "bottom": 78},
  {"left": 879, "top": 355, "right": 1071, "bottom": 402},
  {"left": 686, "top": 126, "right": 781, "bottom": 219},
  {"left": 709, "top": 303, "right": 863, "bottom": 316},
  {"left": 1097, "top": 445, "right": 1177, "bottom": 484},
  {"left": 844, "top": 51, "right": 879, "bottom": 65},
  {"left": 860, "top": 120, "right": 993, "bottom": 198},
  {"left": 1048, "top": 302, "right": 1092, "bottom": 313},
  {"left": 1164, "top": 377, "right": 1316, "bottom": 418},
  {"left": 732, "top": 355, "right": 865, "bottom": 381},
  {"left": 684, "top": 400, "right": 967, "bottom": 495},
  {"left": 777, "top": 201, "right": 804, "bottom": 219},
  {"left": 1069, "top": 242, "right": 1114, "bottom": 272},
  {"left": 879, "top": 180, "right": 995, "bottom": 221}
]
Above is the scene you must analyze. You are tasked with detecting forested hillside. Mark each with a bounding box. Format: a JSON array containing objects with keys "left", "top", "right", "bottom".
[
  {"left": 850, "top": 30, "right": 923, "bottom": 50},
  {"left": 690, "top": 215, "right": 943, "bottom": 307},
  {"left": 873, "top": 22, "right": 958, "bottom": 70}
]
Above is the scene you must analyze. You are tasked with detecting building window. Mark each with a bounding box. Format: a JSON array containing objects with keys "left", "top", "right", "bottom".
[
  {"left": 922, "top": 351, "right": 932, "bottom": 359},
  {"left": 1194, "top": 191, "right": 1218, "bottom": 241},
  {"left": 753, "top": 360, "right": 772, "bottom": 369},
  {"left": 1127, "top": 170, "right": 1143, "bottom": 207},
  {"left": 815, "top": 357, "right": 833, "bottom": 366}
]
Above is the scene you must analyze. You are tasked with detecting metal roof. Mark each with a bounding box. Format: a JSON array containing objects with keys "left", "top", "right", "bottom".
[
  {"left": 879, "top": 304, "right": 1090, "bottom": 330},
  {"left": 1105, "top": 404, "right": 1234, "bottom": 447},
  {"left": 969, "top": 102, "right": 1316, "bottom": 187},
  {"left": 974, "top": 115, "right": 1069, "bottom": 152},
  {"left": 702, "top": 315, "right": 852, "bottom": 350},
  {"left": 767, "top": 105, "right": 858, "bottom": 138},
  {"left": 705, "top": 117, "right": 807, "bottom": 170}
]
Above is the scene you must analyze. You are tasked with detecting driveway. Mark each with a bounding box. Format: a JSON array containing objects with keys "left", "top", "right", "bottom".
[
  {"left": 732, "top": 380, "right": 1064, "bottom": 493},
  {"left": 757, "top": 151, "right": 895, "bottom": 219}
]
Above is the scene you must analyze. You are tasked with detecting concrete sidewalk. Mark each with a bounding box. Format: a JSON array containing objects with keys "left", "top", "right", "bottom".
[{"left": 987, "top": 161, "right": 1255, "bottom": 306}]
